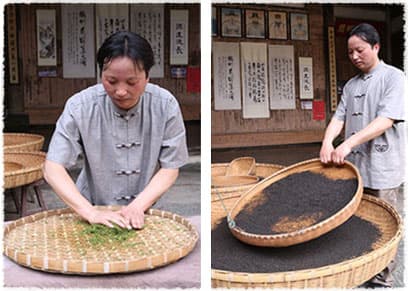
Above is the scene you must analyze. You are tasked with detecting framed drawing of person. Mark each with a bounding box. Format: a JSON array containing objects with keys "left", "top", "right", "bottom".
[
  {"left": 290, "top": 12, "right": 309, "bottom": 40},
  {"left": 268, "top": 11, "right": 287, "bottom": 40},
  {"left": 221, "top": 7, "right": 242, "bottom": 37},
  {"left": 245, "top": 9, "right": 265, "bottom": 38}
]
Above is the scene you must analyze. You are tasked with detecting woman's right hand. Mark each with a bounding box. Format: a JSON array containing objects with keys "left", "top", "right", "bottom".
[
  {"left": 319, "top": 142, "right": 334, "bottom": 164},
  {"left": 85, "top": 208, "right": 131, "bottom": 229}
]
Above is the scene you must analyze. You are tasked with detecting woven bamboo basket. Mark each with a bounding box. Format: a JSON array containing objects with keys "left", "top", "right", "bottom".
[
  {"left": 212, "top": 194, "right": 402, "bottom": 288},
  {"left": 225, "top": 157, "right": 256, "bottom": 176},
  {"left": 229, "top": 158, "right": 363, "bottom": 247},
  {"left": 4, "top": 133, "right": 44, "bottom": 152},
  {"left": 211, "top": 162, "right": 284, "bottom": 227},
  {"left": 4, "top": 206, "right": 199, "bottom": 275},
  {"left": 212, "top": 175, "right": 260, "bottom": 188},
  {"left": 3, "top": 151, "right": 46, "bottom": 189}
]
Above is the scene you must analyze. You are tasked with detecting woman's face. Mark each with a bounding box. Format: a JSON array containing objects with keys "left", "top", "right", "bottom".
[
  {"left": 102, "top": 56, "right": 149, "bottom": 110},
  {"left": 347, "top": 35, "right": 379, "bottom": 73}
]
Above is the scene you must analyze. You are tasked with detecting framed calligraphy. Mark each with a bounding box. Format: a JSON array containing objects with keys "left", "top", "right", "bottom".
[
  {"left": 241, "top": 42, "right": 269, "bottom": 119},
  {"left": 62, "top": 5, "right": 95, "bottom": 78},
  {"left": 213, "top": 42, "right": 241, "bottom": 110},
  {"left": 221, "top": 8, "right": 242, "bottom": 37},
  {"left": 245, "top": 9, "right": 265, "bottom": 39},
  {"left": 268, "top": 45, "right": 296, "bottom": 110},
  {"left": 268, "top": 11, "right": 287, "bottom": 40},
  {"left": 130, "top": 4, "right": 164, "bottom": 78},
  {"left": 170, "top": 10, "right": 189, "bottom": 65},
  {"left": 299, "top": 57, "right": 314, "bottom": 99},
  {"left": 36, "top": 9, "right": 57, "bottom": 66}
]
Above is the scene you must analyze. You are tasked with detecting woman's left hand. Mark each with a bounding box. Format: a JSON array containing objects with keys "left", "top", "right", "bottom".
[{"left": 119, "top": 204, "right": 145, "bottom": 229}]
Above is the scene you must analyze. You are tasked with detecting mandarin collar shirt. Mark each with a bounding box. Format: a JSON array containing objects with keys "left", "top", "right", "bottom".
[
  {"left": 334, "top": 61, "right": 406, "bottom": 189},
  {"left": 47, "top": 83, "right": 188, "bottom": 205}
]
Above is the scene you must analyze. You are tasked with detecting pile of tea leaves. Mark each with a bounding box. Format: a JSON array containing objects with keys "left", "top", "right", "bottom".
[
  {"left": 235, "top": 171, "right": 358, "bottom": 234},
  {"left": 212, "top": 215, "right": 381, "bottom": 273},
  {"left": 77, "top": 221, "right": 137, "bottom": 247}
]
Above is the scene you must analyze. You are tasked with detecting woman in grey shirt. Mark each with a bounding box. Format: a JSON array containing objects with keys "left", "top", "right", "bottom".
[{"left": 44, "top": 31, "right": 188, "bottom": 230}]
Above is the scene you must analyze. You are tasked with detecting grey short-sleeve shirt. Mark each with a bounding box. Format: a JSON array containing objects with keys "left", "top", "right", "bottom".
[
  {"left": 46, "top": 83, "right": 189, "bottom": 205},
  {"left": 334, "top": 61, "right": 406, "bottom": 189}
]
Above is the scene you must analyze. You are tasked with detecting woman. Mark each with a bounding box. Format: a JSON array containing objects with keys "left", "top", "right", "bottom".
[{"left": 43, "top": 31, "right": 188, "bottom": 230}]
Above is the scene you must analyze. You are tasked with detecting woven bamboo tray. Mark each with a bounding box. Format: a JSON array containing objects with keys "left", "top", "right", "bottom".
[
  {"left": 229, "top": 158, "right": 363, "bottom": 247},
  {"left": 211, "top": 162, "right": 284, "bottom": 227},
  {"left": 4, "top": 207, "right": 199, "bottom": 275},
  {"left": 212, "top": 194, "right": 402, "bottom": 288},
  {"left": 225, "top": 157, "right": 256, "bottom": 176},
  {"left": 4, "top": 133, "right": 44, "bottom": 152},
  {"left": 3, "top": 151, "right": 46, "bottom": 189},
  {"left": 212, "top": 175, "right": 260, "bottom": 188}
]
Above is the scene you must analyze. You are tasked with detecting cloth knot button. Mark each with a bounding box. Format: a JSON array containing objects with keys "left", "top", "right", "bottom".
[
  {"left": 115, "top": 142, "right": 140, "bottom": 148},
  {"left": 352, "top": 112, "right": 363, "bottom": 116},
  {"left": 115, "top": 169, "right": 141, "bottom": 175},
  {"left": 354, "top": 94, "right": 365, "bottom": 98}
]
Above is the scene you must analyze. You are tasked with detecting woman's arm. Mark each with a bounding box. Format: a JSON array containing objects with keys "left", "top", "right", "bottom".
[
  {"left": 43, "top": 159, "right": 130, "bottom": 228},
  {"left": 320, "top": 117, "right": 345, "bottom": 163},
  {"left": 119, "top": 168, "right": 179, "bottom": 229},
  {"left": 330, "top": 116, "right": 394, "bottom": 164}
]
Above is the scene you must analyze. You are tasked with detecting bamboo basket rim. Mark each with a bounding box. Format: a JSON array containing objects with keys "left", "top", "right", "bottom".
[
  {"left": 212, "top": 175, "right": 260, "bottom": 188},
  {"left": 4, "top": 207, "right": 199, "bottom": 275},
  {"left": 212, "top": 194, "right": 403, "bottom": 285},
  {"left": 4, "top": 133, "right": 45, "bottom": 151},
  {"left": 225, "top": 157, "right": 256, "bottom": 176},
  {"left": 4, "top": 151, "right": 46, "bottom": 177},
  {"left": 228, "top": 158, "right": 363, "bottom": 247}
]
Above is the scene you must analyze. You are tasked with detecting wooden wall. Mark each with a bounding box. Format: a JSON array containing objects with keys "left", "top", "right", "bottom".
[
  {"left": 211, "top": 4, "right": 328, "bottom": 148},
  {"left": 5, "top": 3, "right": 200, "bottom": 125}
]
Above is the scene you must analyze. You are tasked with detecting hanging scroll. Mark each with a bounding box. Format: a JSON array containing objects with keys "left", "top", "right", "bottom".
[
  {"left": 130, "top": 5, "right": 164, "bottom": 78},
  {"left": 299, "top": 57, "right": 314, "bottom": 100},
  {"left": 241, "top": 42, "right": 269, "bottom": 119},
  {"left": 7, "top": 5, "right": 19, "bottom": 83},
  {"left": 36, "top": 9, "right": 57, "bottom": 66},
  {"left": 170, "top": 10, "right": 189, "bottom": 65},
  {"left": 213, "top": 42, "right": 241, "bottom": 110},
  {"left": 62, "top": 5, "right": 95, "bottom": 78},
  {"left": 95, "top": 4, "right": 129, "bottom": 80},
  {"left": 268, "top": 45, "right": 296, "bottom": 110}
]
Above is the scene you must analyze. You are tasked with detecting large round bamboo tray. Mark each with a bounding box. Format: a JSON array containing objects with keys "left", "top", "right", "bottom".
[
  {"left": 4, "top": 207, "right": 199, "bottom": 275},
  {"left": 4, "top": 133, "right": 44, "bottom": 152},
  {"left": 229, "top": 158, "right": 363, "bottom": 247},
  {"left": 211, "top": 163, "right": 284, "bottom": 227},
  {"left": 212, "top": 175, "right": 260, "bottom": 188},
  {"left": 212, "top": 194, "right": 402, "bottom": 288},
  {"left": 3, "top": 151, "right": 46, "bottom": 189}
]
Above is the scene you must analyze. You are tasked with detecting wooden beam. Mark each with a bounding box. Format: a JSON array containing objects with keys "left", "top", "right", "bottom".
[{"left": 212, "top": 130, "right": 325, "bottom": 148}]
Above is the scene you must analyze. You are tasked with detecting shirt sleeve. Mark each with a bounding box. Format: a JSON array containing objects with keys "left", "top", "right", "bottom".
[
  {"left": 377, "top": 69, "right": 406, "bottom": 122},
  {"left": 159, "top": 98, "right": 189, "bottom": 169},
  {"left": 333, "top": 82, "right": 349, "bottom": 122},
  {"left": 46, "top": 99, "right": 83, "bottom": 169}
]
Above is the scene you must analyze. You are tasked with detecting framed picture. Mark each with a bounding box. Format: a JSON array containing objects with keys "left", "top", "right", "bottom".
[
  {"left": 212, "top": 7, "right": 218, "bottom": 36},
  {"left": 245, "top": 9, "right": 265, "bottom": 38},
  {"left": 36, "top": 9, "right": 57, "bottom": 66},
  {"left": 268, "top": 11, "right": 287, "bottom": 40},
  {"left": 290, "top": 13, "right": 308, "bottom": 40},
  {"left": 221, "top": 7, "right": 242, "bottom": 37},
  {"left": 170, "top": 9, "right": 189, "bottom": 65}
]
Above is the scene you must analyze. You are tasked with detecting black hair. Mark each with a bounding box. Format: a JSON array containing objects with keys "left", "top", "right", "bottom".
[
  {"left": 96, "top": 31, "right": 155, "bottom": 78},
  {"left": 347, "top": 23, "right": 380, "bottom": 47}
]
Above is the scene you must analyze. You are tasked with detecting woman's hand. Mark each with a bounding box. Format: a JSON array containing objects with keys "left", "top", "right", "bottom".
[
  {"left": 86, "top": 208, "right": 131, "bottom": 229},
  {"left": 119, "top": 204, "right": 145, "bottom": 229},
  {"left": 320, "top": 142, "right": 334, "bottom": 164}
]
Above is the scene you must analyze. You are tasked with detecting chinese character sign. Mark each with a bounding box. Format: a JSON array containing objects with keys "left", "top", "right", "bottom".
[
  {"left": 170, "top": 10, "right": 189, "bottom": 65},
  {"left": 62, "top": 5, "right": 95, "bottom": 78},
  {"left": 130, "top": 5, "right": 164, "bottom": 78},
  {"left": 213, "top": 42, "right": 241, "bottom": 110},
  {"left": 299, "top": 57, "right": 314, "bottom": 100},
  {"left": 241, "top": 42, "right": 270, "bottom": 119},
  {"left": 268, "top": 45, "right": 296, "bottom": 109}
]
